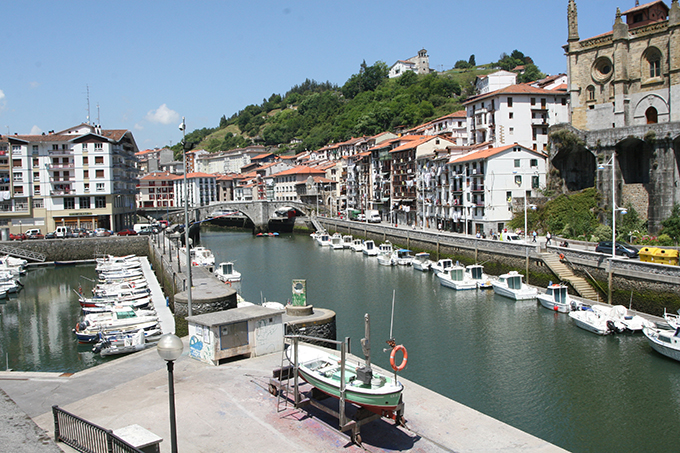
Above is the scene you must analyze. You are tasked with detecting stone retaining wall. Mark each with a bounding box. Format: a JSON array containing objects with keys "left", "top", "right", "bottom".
[{"left": 4, "top": 236, "right": 149, "bottom": 261}]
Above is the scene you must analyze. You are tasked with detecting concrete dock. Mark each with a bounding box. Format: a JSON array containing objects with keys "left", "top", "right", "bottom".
[{"left": 0, "top": 338, "right": 568, "bottom": 452}]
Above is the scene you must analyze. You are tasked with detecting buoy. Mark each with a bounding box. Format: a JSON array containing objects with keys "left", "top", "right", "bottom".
[
  {"left": 553, "top": 305, "right": 559, "bottom": 311},
  {"left": 390, "top": 345, "right": 408, "bottom": 372}
]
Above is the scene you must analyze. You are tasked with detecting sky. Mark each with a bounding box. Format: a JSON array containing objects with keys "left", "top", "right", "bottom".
[{"left": 1, "top": 0, "right": 633, "bottom": 150}]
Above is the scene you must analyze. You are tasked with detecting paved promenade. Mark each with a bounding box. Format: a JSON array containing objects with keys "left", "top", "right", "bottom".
[{"left": 0, "top": 340, "right": 567, "bottom": 453}]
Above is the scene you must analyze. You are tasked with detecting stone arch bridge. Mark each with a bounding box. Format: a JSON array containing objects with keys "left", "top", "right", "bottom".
[{"left": 167, "top": 200, "right": 309, "bottom": 233}]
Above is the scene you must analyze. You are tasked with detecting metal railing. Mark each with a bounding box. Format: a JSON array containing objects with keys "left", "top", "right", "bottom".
[{"left": 52, "top": 405, "right": 143, "bottom": 453}]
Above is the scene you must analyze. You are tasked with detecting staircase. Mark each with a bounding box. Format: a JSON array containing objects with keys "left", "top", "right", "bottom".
[
  {"left": 0, "top": 243, "right": 46, "bottom": 262},
  {"left": 310, "top": 216, "right": 324, "bottom": 233},
  {"left": 540, "top": 252, "right": 599, "bottom": 301}
]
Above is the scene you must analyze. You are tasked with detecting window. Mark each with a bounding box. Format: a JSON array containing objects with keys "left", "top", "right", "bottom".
[
  {"left": 32, "top": 145, "right": 39, "bottom": 155},
  {"left": 34, "top": 185, "right": 40, "bottom": 195},
  {"left": 532, "top": 176, "right": 539, "bottom": 189},
  {"left": 96, "top": 183, "right": 105, "bottom": 192},
  {"left": 14, "top": 186, "right": 23, "bottom": 195},
  {"left": 64, "top": 197, "right": 75, "bottom": 210},
  {"left": 507, "top": 97, "right": 513, "bottom": 107},
  {"left": 84, "top": 183, "right": 89, "bottom": 192},
  {"left": 79, "top": 197, "right": 90, "bottom": 209},
  {"left": 541, "top": 98, "right": 546, "bottom": 109},
  {"left": 94, "top": 143, "right": 102, "bottom": 150},
  {"left": 509, "top": 127, "right": 514, "bottom": 135},
  {"left": 83, "top": 156, "right": 88, "bottom": 165},
  {"left": 12, "top": 145, "right": 21, "bottom": 153},
  {"left": 83, "top": 170, "right": 89, "bottom": 178},
  {"left": 514, "top": 159, "right": 520, "bottom": 168},
  {"left": 33, "top": 172, "right": 39, "bottom": 182},
  {"left": 82, "top": 144, "right": 88, "bottom": 152},
  {"left": 530, "top": 159, "right": 538, "bottom": 167},
  {"left": 515, "top": 175, "right": 522, "bottom": 185},
  {"left": 95, "top": 169, "right": 104, "bottom": 178},
  {"left": 33, "top": 199, "right": 43, "bottom": 209},
  {"left": 13, "top": 172, "right": 22, "bottom": 182},
  {"left": 32, "top": 158, "right": 39, "bottom": 167},
  {"left": 531, "top": 98, "right": 536, "bottom": 106},
  {"left": 587, "top": 86, "right": 595, "bottom": 101},
  {"left": 509, "top": 112, "right": 513, "bottom": 119},
  {"left": 13, "top": 159, "right": 22, "bottom": 168},
  {"left": 95, "top": 156, "right": 104, "bottom": 164},
  {"left": 95, "top": 196, "right": 106, "bottom": 208},
  {"left": 562, "top": 98, "right": 567, "bottom": 105}
]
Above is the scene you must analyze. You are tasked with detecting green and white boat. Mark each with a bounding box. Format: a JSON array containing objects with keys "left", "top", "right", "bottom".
[{"left": 287, "top": 342, "right": 404, "bottom": 415}]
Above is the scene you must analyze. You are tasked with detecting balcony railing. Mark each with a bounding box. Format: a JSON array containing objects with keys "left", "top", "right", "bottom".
[
  {"left": 48, "top": 162, "right": 75, "bottom": 169},
  {"left": 48, "top": 149, "right": 73, "bottom": 156}
]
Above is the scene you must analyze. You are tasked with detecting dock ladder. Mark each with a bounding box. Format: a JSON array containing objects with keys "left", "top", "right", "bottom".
[
  {"left": 540, "top": 252, "right": 599, "bottom": 300},
  {"left": 0, "top": 244, "right": 46, "bottom": 262}
]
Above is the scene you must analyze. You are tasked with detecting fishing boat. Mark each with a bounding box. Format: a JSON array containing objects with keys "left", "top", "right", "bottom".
[
  {"left": 342, "top": 235, "right": 353, "bottom": 249},
  {"left": 350, "top": 238, "right": 364, "bottom": 252},
  {"left": 330, "top": 233, "right": 344, "bottom": 250},
  {"left": 437, "top": 263, "right": 477, "bottom": 290},
  {"left": 592, "top": 305, "right": 655, "bottom": 332},
  {"left": 394, "top": 249, "right": 414, "bottom": 266},
  {"left": 316, "top": 232, "right": 331, "bottom": 247},
  {"left": 92, "top": 329, "right": 147, "bottom": 357},
  {"left": 430, "top": 258, "right": 453, "bottom": 275},
  {"left": 377, "top": 250, "right": 396, "bottom": 266},
  {"left": 362, "top": 240, "right": 378, "bottom": 256},
  {"left": 191, "top": 247, "right": 215, "bottom": 267},
  {"left": 285, "top": 313, "right": 405, "bottom": 417},
  {"left": 491, "top": 271, "right": 538, "bottom": 300},
  {"left": 643, "top": 326, "right": 680, "bottom": 362},
  {"left": 214, "top": 261, "right": 241, "bottom": 283},
  {"left": 466, "top": 264, "right": 493, "bottom": 289},
  {"left": 74, "top": 320, "right": 161, "bottom": 343},
  {"left": 664, "top": 308, "right": 680, "bottom": 329},
  {"left": 537, "top": 282, "right": 576, "bottom": 313},
  {"left": 412, "top": 252, "right": 432, "bottom": 272}
]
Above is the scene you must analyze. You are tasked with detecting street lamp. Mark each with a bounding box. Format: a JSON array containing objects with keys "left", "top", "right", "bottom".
[
  {"left": 157, "top": 333, "right": 184, "bottom": 453},
  {"left": 179, "top": 117, "right": 192, "bottom": 316},
  {"left": 598, "top": 153, "right": 627, "bottom": 303},
  {"left": 524, "top": 196, "right": 537, "bottom": 242}
]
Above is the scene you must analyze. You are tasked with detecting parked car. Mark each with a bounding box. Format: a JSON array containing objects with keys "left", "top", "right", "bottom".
[
  {"left": 116, "top": 229, "right": 138, "bottom": 236},
  {"left": 45, "top": 232, "right": 57, "bottom": 239},
  {"left": 595, "top": 241, "right": 639, "bottom": 258},
  {"left": 94, "top": 228, "right": 112, "bottom": 237},
  {"left": 9, "top": 233, "right": 26, "bottom": 241},
  {"left": 27, "top": 231, "right": 44, "bottom": 240},
  {"left": 72, "top": 228, "right": 88, "bottom": 238}
]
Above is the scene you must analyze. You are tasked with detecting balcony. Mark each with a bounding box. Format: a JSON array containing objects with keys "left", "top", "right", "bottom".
[
  {"left": 48, "top": 148, "right": 73, "bottom": 156},
  {"left": 532, "top": 118, "right": 548, "bottom": 126},
  {"left": 48, "top": 162, "right": 74, "bottom": 170},
  {"left": 50, "top": 177, "right": 73, "bottom": 184}
]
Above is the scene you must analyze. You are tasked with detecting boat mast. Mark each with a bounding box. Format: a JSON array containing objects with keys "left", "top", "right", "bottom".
[{"left": 361, "top": 313, "right": 371, "bottom": 371}]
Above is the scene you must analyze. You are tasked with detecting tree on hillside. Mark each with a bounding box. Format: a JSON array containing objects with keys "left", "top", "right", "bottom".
[
  {"left": 660, "top": 204, "right": 680, "bottom": 243},
  {"left": 454, "top": 60, "right": 472, "bottom": 69},
  {"left": 341, "top": 60, "right": 389, "bottom": 99},
  {"left": 468, "top": 54, "right": 476, "bottom": 66},
  {"left": 517, "top": 64, "right": 546, "bottom": 83},
  {"left": 219, "top": 115, "right": 227, "bottom": 128}
]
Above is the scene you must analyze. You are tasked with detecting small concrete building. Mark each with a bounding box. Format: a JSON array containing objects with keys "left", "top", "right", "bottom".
[{"left": 186, "top": 305, "right": 284, "bottom": 366}]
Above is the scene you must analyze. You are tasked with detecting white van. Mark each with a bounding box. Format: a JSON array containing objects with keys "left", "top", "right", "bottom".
[
  {"left": 502, "top": 233, "right": 524, "bottom": 243},
  {"left": 55, "top": 226, "right": 72, "bottom": 238},
  {"left": 366, "top": 210, "right": 381, "bottom": 223},
  {"left": 133, "top": 223, "right": 152, "bottom": 233}
]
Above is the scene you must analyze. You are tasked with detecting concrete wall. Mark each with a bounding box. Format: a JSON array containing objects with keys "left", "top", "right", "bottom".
[{"left": 7, "top": 236, "right": 149, "bottom": 262}]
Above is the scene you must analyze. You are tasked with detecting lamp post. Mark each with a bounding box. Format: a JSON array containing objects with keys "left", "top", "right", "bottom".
[
  {"left": 524, "top": 196, "right": 536, "bottom": 243},
  {"left": 179, "top": 117, "right": 192, "bottom": 316},
  {"left": 157, "top": 333, "right": 184, "bottom": 453},
  {"left": 598, "top": 153, "right": 627, "bottom": 304}
]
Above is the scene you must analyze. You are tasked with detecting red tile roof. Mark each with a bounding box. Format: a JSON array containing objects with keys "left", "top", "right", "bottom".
[{"left": 463, "top": 83, "right": 567, "bottom": 105}]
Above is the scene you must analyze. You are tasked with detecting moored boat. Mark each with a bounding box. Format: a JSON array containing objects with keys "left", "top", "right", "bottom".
[
  {"left": 350, "top": 238, "right": 364, "bottom": 252},
  {"left": 643, "top": 326, "right": 680, "bottom": 362},
  {"left": 395, "top": 249, "right": 414, "bottom": 266},
  {"left": 362, "top": 240, "right": 378, "bottom": 256},
  {"left": 466, "top": 264, "right": 493, "bottom": 289},
  {"left": 412, "top": 252, "right": 432, "bottom": 272},
  {"left": 342, "top": 235, "right": 353, "bottom": 249},
  {"left": 491, "top": 271, "right": 538, "bottom": 300},
  {"left": 537, "top": 282, "right": 576, "bottom": 313},
  {"left": 437, "top": 263, "right": 477, "bottom": 290},
  {"left": 430, "top": 258, "right": 453, "bottom": 275},
  {"left": 568, "top": 306, "right": 626, "bottom": 335},
  {"left": 330, "top": 233, "right": 344, "bottom": 250},
  {"left": 93, "top": 329, "right": 147, "bottom": 357},
  {"left": 214, "top": 261, "right": 241, "bottom": 283}
]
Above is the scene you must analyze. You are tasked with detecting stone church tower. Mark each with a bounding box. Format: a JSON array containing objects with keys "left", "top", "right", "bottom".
[{"left": 551, "top": 0, "right": 680, "bottom": 233}]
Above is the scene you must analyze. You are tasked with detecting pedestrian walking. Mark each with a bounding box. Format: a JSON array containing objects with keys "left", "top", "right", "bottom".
[
  {"left": 546, "top": 231, "right": 552, "bottom": 245},
  {"left": 532, "top": 231, "right": 537, "bottom": 242}
]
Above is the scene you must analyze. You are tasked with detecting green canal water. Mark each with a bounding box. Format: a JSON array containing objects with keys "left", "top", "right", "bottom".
[{"left": 2, "top": 230, "right": 680, "bottom": 452}]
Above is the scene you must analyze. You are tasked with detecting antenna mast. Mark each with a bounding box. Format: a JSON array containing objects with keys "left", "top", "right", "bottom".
[{"left": 86, "top": 85, "right": 91, "bottom": 124}]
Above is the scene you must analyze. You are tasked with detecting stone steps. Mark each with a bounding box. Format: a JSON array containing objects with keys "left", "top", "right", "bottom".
[{"left": 540, "top": 253, "right": 600, "bottom": 301}]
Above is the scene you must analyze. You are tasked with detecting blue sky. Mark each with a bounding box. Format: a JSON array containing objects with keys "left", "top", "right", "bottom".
[{"left": 1, "top": 0, "right": 630, "bottom": 150}]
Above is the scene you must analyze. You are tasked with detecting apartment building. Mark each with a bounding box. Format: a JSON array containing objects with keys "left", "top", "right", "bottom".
[{"left": 0, "top": 123, "right": 139, "bottom": 234}]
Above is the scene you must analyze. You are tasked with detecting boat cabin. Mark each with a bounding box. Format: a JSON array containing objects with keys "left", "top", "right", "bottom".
[
  {"left": 467, "top": 265, "right": 484, "bottom": 280},
  {"left": 501, "top": 272, "right": 524, "bottom": 289},
  {"left": 449, "top": 266, "right": 465, "bottom": 281},
  {"left": 546, "top": 284, "right": 568, "bottom": 303}
]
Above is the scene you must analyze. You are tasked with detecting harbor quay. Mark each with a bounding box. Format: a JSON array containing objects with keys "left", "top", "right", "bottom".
[{"left": 0, "top": 339, "right": 566, "bottom": 453}]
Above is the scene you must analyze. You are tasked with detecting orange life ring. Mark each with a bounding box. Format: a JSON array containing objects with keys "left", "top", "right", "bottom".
[
  {"left": 390, "top": 345, "right": 408, "bottom": 372},
  {"left": 559, "top": 253, "right": 565, "bottom": 260},
  {"left": 227, "top": 281, "right": 232, "bottom": 286}
]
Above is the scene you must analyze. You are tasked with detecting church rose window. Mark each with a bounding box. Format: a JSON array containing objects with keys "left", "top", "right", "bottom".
[{"left": 592, "top": 57, "right": 613, "bottom": 83}]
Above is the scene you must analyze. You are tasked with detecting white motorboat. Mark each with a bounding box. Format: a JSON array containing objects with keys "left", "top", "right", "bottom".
[
  {"left": 0, "top": 279, "right": 22, "bottom": 294},
  {"left": 378, "top": 241, "right": 393, "bottom": 256},
  {"left": 537, "top": 282, "right": 577, "bottom": 313},
  {"left": 96, "top": 254, "right": 139, "bottom": 265},
  {"left": 437, "top": 264, "right": 477, "bottom": 290},
  {"left": 0, "top": 257, "right": 26, "bottom": 276},
  {"left": 664, "top": 308, "right": 680, "bottom": 329},
  {"left": 95, "top": 279, "right": 148, "bottom": 293},
  {"left": 342, "top": 235, "right": 353, "bottom": 249},
  {"left": 466, "top": 264, "right": 493, "bottom": 289},
  {"left": 430, "top": 258, "right": 453, "bottom": 275},
  {"left": 74, "top": 307, "right": 159, "bottom": 342},
  {"left": 362, "top": 240, "right": 378, "bottom": 256},
  {"left": 93, "top": 329, "right": 147, "bottom": 357},
  {"left": 568, "top": 306, "right": 626, "bottom": 335},
  {"left": 377, "top": 250, "right": 396, "bottom": 266},
  {"left": 316, "top": 232, "right": 331, "bottom": 247},
  {"left": 492, "top": 271, "right": 538, "bottom": 300},
  {"left": 395, "top": 249, "right": 415, "bottom": 266},
  {"left": 350, "top": 238, "right": 364, "bottom": 252},
  {"left": 214, "top": 261, "right": 241, "bottom": 283},
  {"left": 643, "top": 326, "right": 680, "bottom": 362},
  {"left": 330, "top": 233, "right": 344, "bottom": 250},
  {"left": 412, "top": 252, "right": 432, "bottom": 272},
  {"left": 98, "top": 267, "right": 144, "bottom": 281},
  {"left": 593, "top": 305, "right": 655, "bottom": 332},
  {"left": 191, "top": 247, "right": 215, "bottom": 267},
  {"left": 93, "top": 285, "right": 150, "bottom": 300},
  {"left": 80, "top": 297, "right": 152, "bottom": 313},
  {"left": 95, "top": 256, "right": 142, "bottom": 272}
]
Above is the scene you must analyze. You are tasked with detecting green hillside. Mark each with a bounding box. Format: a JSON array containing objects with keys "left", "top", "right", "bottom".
[{"left": 172, "top": 51, "right": 544, "bottom": 157}]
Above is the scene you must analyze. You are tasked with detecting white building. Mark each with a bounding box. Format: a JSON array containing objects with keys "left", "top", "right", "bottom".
[
  {"left": 475, "top": 70, "right": 517, "bottom": 94},
  {"left": 388, "top": 49, "right": 431, "bottom": 78},
  {"left": 271, "top": 166, "right": 326, "bottom": 202},
  {"left": 0, "top": 123, "right": 139, "bottom": 234},
  {"left": 447, "top": 144, "right": 547, "bottom": 235},
  {"left": 174, "top": 172, "right": 217, "bottom": 208},
  {"left": 409, "top": 111, "right": 469, "bottom": 145},
  {"left": 463, "top": 84, "right": 570, "bottom": 152}
]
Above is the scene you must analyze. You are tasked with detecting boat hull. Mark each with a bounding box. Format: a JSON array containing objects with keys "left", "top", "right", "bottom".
[
  {"left": 644, "top": 328, "right": 680, "bottom": 362},
  {"left": 492, "top": 283, "right": 538, "bottom": 300},
  {"left": 537, "top": 295, "right": 571, "bottom": 313}
]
